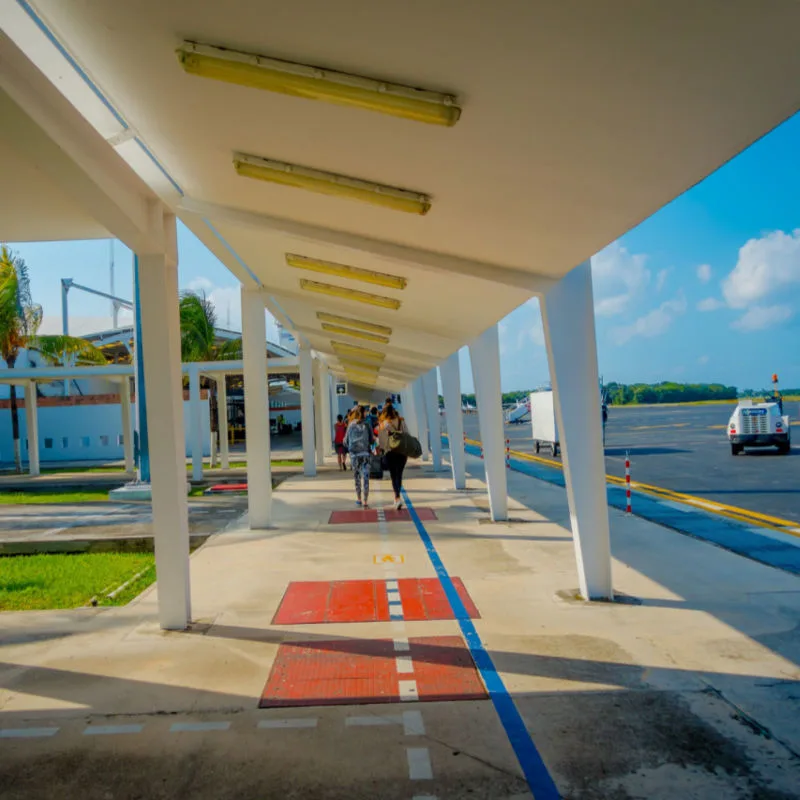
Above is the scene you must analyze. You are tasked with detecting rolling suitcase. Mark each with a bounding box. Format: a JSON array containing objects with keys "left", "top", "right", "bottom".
[{"left": 369, "top": 454, "right": 384, "bottom": 479}]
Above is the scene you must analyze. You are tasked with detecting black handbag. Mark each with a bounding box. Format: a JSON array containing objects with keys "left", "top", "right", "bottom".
[{"left": 388, "top": 430, "right": 423, "bottom": 459}]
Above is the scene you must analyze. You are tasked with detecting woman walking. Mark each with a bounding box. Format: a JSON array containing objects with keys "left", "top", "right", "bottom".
[
  {"left": 377, "top": 405, "right": 408, "bottom": 510},
  {"left": 334, "top": 414, "right": 348, "bottom": 470},
  {"left": 344, "top": 405, "right": 375, "bottom": 508}
]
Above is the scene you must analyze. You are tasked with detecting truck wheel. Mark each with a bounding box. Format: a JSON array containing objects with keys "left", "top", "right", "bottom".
[
  {"left": 778, "top": 442, "right": 791, "bottom": 455},
  {"left": 534, "top": 441, "right": 540, "bottom": 454},
  {"left": 731, "top": 443, "right": 742, "bottom": 456},
  {"left": 552, "top": 443, "right": 559, "bottom": 457}
]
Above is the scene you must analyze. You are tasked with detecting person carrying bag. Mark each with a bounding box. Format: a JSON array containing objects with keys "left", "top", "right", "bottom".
[
  {"left": 344, "top": 405, "right": 375, "bottom": 508},
  {"left": 377, "top": 405, "right": 420, "bottom": 510}
]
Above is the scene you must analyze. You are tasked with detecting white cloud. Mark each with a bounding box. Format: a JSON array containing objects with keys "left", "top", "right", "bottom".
[
  {"left": 39, "top": 311, "right": 133, "bottom": 336},
  {"left": 591, "top": 241, "right": 650, "bottom": 317},
  {"left": 697, "top": 264, "right": 712, "bottom": 283},
  {"left": 697, "top": 297, "right": 725, "bottom": 312},
  {"left": 656, "top": 269, "right": 669, "bottom": 292},
  {"left": 610, "top": 294, "right": 687, "bottom": 345},
  {"left": 731, "top": 304, "right": 793, "bottom": 332},
  {"left": 186, "top": 277, "right": 280, "bottom": 342},
  {"left": 722, "top": 229, "right": 800, "bottom": 308},
  {"left": 187, "top": 277, "right": 241, "bottom": 331},
  {"left": 698, "top": 355, "right": 710, "bottom": 365}
]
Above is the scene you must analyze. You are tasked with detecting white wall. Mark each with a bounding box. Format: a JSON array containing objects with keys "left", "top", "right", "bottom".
[{"left": 0, "top": 398, "right": 211, "bottom": 465}]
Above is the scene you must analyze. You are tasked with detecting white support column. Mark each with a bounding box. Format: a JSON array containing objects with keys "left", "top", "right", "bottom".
[
  {"left": 440, "top": 353, "right": 466, "bottom": 489},
  {"left": 189, "top": 364, "right": 203, "bottom": 481},
  {"left": 313, "top": 357, "right": 324, "bottom": 467},
  {"left": 241, "top": 287, "right": 272, "bottom": 528},
  {"left": 119, "top": 377, "right": 134, "bottom": 473},
  {"left": 469, "top": 325, "right": 508, "bottom": 521},
  {"left": 23, "top": 381, "right": 39, "bottom": 477},
  {"left": 541, "top": 261, "right": 612, "bottom": 600},
  {"left": 402, "top": 382, "right": 421, "bottom": 443},
  {"left": 298, "top": 344, "right": 316, "bottom": 477},
  {"left": 329, "top": 374, "right": 339, "bottom": 433},
  {"left": 320, "top": 362, "right": 333, "bottom": 456},
  {"left": 422, "top": 369, "right": 443, "bottom": 471},
  {"left": 218, "top": 375, "right": 230, "bottom": 470},
  {"left": 412, "top": 378, "right": 430, "bottom": 461},
  {"left": 138, "top": 251, "right": 190, "bottom": 630}
]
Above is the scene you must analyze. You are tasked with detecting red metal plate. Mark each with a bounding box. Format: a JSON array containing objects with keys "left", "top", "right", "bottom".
[
  {"left": 206, "top": 483, "right": 248, "bottom": 493},
  {"left": 328, "top": 509, "right": 379, "bottom": 524},
  {"left": 327, "top": 508, "right": 437, "bottom": 524},
  {"left": 272, "top": 578, "right": 479, "bottom": 624},
  {"left": 383, "top": 508, "right": 438, "bottom": 522},
  {"left": 259, "top": 635, "right": 486, "bottom": 708}
]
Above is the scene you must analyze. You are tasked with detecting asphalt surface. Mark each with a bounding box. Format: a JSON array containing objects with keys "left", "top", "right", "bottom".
[{"left": 460, "top": 402, "right": 800, "bottom": 524}]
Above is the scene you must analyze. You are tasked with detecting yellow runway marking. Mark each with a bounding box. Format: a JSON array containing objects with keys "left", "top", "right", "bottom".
[{"left": 460, "top": 436, "right": 800, "bottom": 539}]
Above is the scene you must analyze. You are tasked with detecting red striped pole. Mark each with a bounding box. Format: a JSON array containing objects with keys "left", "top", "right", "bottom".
[
  {"left": 505, "top": 439, "right": 510, "bottom": 468},
  {"left": 625, "top": 451, "right": 631, "bottom": 514}
]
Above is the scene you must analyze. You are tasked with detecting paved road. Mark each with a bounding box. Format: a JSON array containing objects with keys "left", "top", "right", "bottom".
[{"left": 460, "top": 402, "right": 800, "bottom": 524}]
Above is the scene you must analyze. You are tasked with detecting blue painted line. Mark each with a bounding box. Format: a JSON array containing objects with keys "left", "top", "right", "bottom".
[{"left": 400, "top": 488, "right": 560, "bottom": 800}]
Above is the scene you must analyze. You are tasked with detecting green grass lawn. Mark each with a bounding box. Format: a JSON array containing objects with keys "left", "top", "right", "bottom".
[
  {"left": 0, "top": 552, "right": 156, "bottom": 610},
  {"left": 0, "top": 488, "right": 112, "bottom": 504}
]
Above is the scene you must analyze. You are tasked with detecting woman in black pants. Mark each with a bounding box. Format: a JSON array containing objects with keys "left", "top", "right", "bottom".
[{"left": 377, "top": 405, "right": 408, "bottom": 510}]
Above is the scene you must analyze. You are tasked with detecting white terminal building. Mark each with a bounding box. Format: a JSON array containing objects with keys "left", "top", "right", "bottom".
[{"left": 1, "top": 1, "right": 799, "bottom": 630}]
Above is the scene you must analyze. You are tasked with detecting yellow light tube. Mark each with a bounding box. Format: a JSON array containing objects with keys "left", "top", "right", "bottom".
[
  {"left": 339, "top": 358, "right": 380, "bottom": 372},
  {"left": 177, "top": 42, "right": 461, "bottom": 127},
  {"left": 316, "top": 313, "right": 392, "bottom": 336},
  {"left": 234, "top": 154, "right": 431, "bottom": 215},
  {"left": 299, "top": 279, "right": 401, "bottom": 310},
  {"left": 321, "top": 323, "right": 389, "bottom": 344},
  {"left": 332, "top": 342, "right": 386, "bottom": 362},
  {"left": 286, "top": 254, "right": 407, "bottom": 290}
]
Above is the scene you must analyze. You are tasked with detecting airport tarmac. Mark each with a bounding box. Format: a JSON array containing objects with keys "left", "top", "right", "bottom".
[{"left": 461, "top": 402, "right": 800, "bottom": 524}]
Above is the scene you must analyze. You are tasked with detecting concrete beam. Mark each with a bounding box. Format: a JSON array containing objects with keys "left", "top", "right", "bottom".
[{"left": 180, "top": 197, "right": 555, "bottom": 294}]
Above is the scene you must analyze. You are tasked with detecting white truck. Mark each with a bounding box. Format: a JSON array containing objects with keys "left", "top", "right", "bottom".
[
  {"left": 530, "top": 390, "right": 560, "bottom": 456},
  {"left": 728, "top": 398, "right": 791, "bottom": 455},
  {"left": 530, "top": 388, "right": 608, "bottom": 456}
]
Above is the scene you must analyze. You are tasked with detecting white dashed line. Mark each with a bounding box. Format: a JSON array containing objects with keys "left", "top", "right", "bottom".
[
  {"left": 393, "top": 636, "right": 410, "bottom": 652},
  {"left": 83, "top": 724, "right": 143, "bottom": 736},
  {"left": 407, "top": 747, "right": 433, "bottom": 780},
  {"left": 391, "top": 620, "right": 406, "bottom": 632},
  {"left": 396, "top": 655, "right": 414, "bottom": 674},
  {"left": 688, "top": 499, "right": 723, "bottom": 512},
  {"left": 0, "top": 727, "right": 59, "bottom": 739},
  {"left": 399, "top": 680, "right": 419, "bottom": 702},
  {"left": 258, "top": 718, "right": 318, "bottom": 729},
  {"left": 170, "top": 721, "right": 230, "bottom": 733},
  {"left": 402, "top": 710, "right": 425, "bottom": 736},
  {"left": 384, "top": 569, "right": 398, "bottom": 579},
  {"left": 346, "top": 714, "right": 397, "bottom": 728},
  {"left": 387, "top": 590, "right": 402, "bottom": 603}
]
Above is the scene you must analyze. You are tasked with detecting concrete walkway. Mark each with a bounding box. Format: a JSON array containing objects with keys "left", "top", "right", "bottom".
[{"left": 1, "top": 454, "right": 798, "bottom": 798}]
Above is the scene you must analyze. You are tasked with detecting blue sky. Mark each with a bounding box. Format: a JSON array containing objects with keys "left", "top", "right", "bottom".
[{"left": 8, "top": 112, "right": 800, "bottom": 394}]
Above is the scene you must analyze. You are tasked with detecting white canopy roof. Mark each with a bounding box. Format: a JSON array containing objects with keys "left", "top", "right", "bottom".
[{"left": 2, "top": 1, "right": 800, "bottom": 391}]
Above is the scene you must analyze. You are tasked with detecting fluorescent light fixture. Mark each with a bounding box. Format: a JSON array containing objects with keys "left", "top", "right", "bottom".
[
  {"left": 320, "top": 323, "right": 389, "bottom": 344},
  {"left": 177, "top": 41, "right": 461, "bottom": 127},
  {"left": 299, "top": 279, "right": 401, "bottom": 310},
  {"left": 234, "top": 154, "right": 431, "bottom": 215},
  {"left": 332, "top": 342, "right": 386, "bottom": 362},
  {"left": 286, "top": 254, "right": 407, "bottom": 291},
  {"left": 316, "top": 313, "right": 392, "bottom": 336}
]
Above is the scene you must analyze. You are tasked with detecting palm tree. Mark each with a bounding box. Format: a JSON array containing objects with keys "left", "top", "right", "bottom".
[
  {"left": 179, "top": 291, "right": 241, "bottom": 464},
  {"left": 0, "top": 245, "right": 106, "bottom": 472}
]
